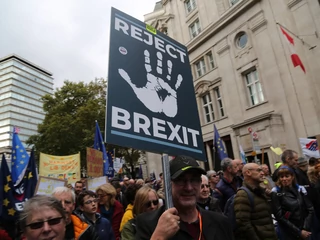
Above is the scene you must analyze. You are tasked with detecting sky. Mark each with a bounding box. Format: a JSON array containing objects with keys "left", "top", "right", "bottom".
[{"left": 0, "top": 0, "right": 159, "bottom": 89}]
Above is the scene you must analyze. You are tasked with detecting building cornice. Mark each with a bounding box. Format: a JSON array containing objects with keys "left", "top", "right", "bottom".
[
  {"left": 231, "top": 111, "right": 278, "bottom": 129},
  {"left": 187, "top": 0, "right": 261, "bottom": 54}
]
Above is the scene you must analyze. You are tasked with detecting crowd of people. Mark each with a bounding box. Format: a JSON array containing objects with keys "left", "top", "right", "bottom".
[{"left": 2, "top": 150, "right": 320, "bottom": 239}]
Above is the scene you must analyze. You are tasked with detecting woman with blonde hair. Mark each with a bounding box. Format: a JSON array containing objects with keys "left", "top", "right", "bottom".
[
  {"left": 121, "top": 186, "right": 159, "bottom": 240},
  {"left": 96, "top": 183, "right": 124, "bottom": 240},
  {"left": 271, "top": 166, "right": 313, "bottom": 240}
]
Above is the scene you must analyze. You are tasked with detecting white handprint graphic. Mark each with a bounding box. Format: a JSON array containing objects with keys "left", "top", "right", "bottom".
[{"left": 118, "top": 50, "right": 183, "bottom": 118}]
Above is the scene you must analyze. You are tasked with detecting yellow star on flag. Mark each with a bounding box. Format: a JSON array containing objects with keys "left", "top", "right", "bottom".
[
  {"left": 4, "top": 184, "right": 11, "bottom": 192},
  {"left": 6, "top": 175, "right": 11, "bottom": 182},
  {"left": 103, "top": 160, "right": 106, "bottom": 163},
  {"left": 20, "top": 149, "right": 23, "bottom": 153},
  {"left": 20, "top": 161, "right": 24, "bottom": 165},
  {"left": 16, "top": 145, "right": 19, "bottom": 149},
  {"left": 12, "top": 150, "right": 15, "bottom": 154},
  {"left": 13, "top": 156, "right": 16, "bottom": 160},
  {"left": 12, "top": 162, "right": 15, "bottom": 166},
  {"left": 22, "top": 154, "right": 26, "bottom": 158},
  {"left": 3, "top": 198, "right": 9, "bottom": 207},
  {"left": 28, "top": 172, "right": 33, "bottom": 179},
  {"left": 8, "top": 208, "right": 15, "bottom": 216}
]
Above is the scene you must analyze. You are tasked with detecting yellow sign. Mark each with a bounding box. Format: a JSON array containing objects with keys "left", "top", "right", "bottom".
[
  {"left": 39, "top": 152, "right": 81, "bottom": 183},
  {"left": 35, "top": 176, "right": 67, "bottom": 195}
]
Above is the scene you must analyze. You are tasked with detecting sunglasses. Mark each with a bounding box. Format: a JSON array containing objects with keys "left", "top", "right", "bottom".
[
  {"left": 84, "top": 199, "right": 99, "bottom": 205},
  {"left": 201, "top": 184, "right": 210, "bottom": 189},
  {"left": 145, "top": 199, "right": 159, "bottom": 208},
  {"left": 26, "top": 217, "right": 63, "bottom": 230},
  {"left": 211, "top": 175, "right": 218, "bottom": 177}
]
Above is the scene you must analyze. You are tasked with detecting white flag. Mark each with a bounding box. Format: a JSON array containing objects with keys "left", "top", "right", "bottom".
[{"left": 299, "top": 138, "right": 320, "bottom": 158}]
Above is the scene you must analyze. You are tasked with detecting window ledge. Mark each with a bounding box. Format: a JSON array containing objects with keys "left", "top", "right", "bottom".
[
  {"left": 186, "top": 9, "right": 198, "bottom": 23},
  {"left": 194, "top": 67, "right": 218, "bottom": 81},
  {"left": 245, "top": 100, "right": 268, "bottom": 110},
  {"left": 202, "top": 116, "right": 228, "bottom": 126}
]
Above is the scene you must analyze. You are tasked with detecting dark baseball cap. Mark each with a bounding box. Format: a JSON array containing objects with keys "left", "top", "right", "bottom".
[{"left": 170, "top": 156, "right": 206, "bottom": 180}]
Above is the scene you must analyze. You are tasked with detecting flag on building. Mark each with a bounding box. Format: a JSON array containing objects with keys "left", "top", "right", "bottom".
[
  {"left": 239, "top": 145, "right": 247, "bottom": 164},
  {"left": 299, "top": 138, "right": 320, "bottom": 158},
  {"left": 213, "top": 124, "right": 228, "bottom": 161},
  {"left": 94, "top": 121, "right": 109, "bottom": 176},
  {"left": 280, "top": 26, "right": 306, "bottom": 73},
  {"left": 11, "top": 127, "right": 29, "bottom": 186},
  {"left": 0, "top": 154, "right": 18, "bottom": 220}
]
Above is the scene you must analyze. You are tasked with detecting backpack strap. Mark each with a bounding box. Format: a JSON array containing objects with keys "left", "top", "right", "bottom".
[{"left": 238, "top": 187, "right": 254, "bottom": 211}]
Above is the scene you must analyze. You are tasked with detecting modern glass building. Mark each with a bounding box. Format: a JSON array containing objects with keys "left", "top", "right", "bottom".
[{"left": 0, "top": 54, "right": 53, "bottom": 160}]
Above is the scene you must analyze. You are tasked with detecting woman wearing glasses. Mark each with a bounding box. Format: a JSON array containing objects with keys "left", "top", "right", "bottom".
[
  {"left": 121, "top": 186, "right": 160, "bottom": 240},
  {"left": 96, "top": 183, "right": 124, "bottom": 240},
  {"left": 78, "top": 190, "right": 115, "bottom": 240},
  {"left": 197, "top": 174, "right": 221, "bottom": 213},
  {"left": 271, "top": 166, "right": 314, "bottom": 240},
  {"left": 19, "top": 195, "right": 66, "bottom": 240},
  {"left": 207, "top": 170, "right": 220, "bottom": 196}
]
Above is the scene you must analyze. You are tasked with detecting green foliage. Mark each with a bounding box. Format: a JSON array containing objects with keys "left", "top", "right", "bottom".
[{"left": 27, "top": 78, "right": 144, "bottom": 172}]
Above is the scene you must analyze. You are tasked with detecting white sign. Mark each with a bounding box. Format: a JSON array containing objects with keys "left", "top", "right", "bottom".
[
  {"left": 87, "top": 176, "right": 108, "bottom": 191},
  {"left": 35, "top": 176, "right": 67, "bottom": 196}
]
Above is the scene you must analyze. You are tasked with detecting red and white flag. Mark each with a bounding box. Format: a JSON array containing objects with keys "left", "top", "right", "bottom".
[{"left": 280, "top": 26, "right": 306, "bottom": 73}]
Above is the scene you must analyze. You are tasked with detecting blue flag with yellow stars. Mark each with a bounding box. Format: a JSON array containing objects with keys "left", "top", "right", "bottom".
[
  {"left": 0, "top": 154, "right": 18, "bottom": 220},
  {"left": 11, "top": 127, "right": 29, "bottom": 185},
  {"left": 213, "top": 124, "right": 228, "bottom": 161},
  {"left": 94, "top": 121, "right": 109, "bottom": 176},
  {"left": 15, "top": 149, "right": 37, "bottom": 201}
]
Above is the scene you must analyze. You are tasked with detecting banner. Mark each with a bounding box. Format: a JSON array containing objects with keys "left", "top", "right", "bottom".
[
  {"left": 87, "top": 176, "right": 108, "bottom": 192},
  {"left": 86, "top": 147, "right": 103, "bottom": 177},
  {"left": 299, "top": 138, "right": 320, "bottom": 158},
  {"left": 106, "top": 8, "right": 206, "bottom": 160},
  {"left": 39, "top": 152, "right": 81, "bottom": 183},
  {"left": 35, "top": 176, "right": 67, "bottom": 196}
]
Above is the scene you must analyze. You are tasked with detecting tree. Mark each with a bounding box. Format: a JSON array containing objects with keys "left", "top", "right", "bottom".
[{"left": 27, "top": 78, "right": 144, "bottom": 172}]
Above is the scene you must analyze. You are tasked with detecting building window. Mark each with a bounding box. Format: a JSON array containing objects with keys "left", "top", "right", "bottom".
[
  {"left": 245, "top": 69, "right": 265, "bottom": 106},
  {"left": 230, "top": 0, "right": 240, "bottom": 5},
  {"left": 185, "top": 0, "right": 196, "bottom": 14},
  {"left": 195, "top": 58, "right": 206, "bottom": 77},
  {"left": 236, "top": 32, "right": 248, "bottom": 49},
  {"left": 215, "top": 87, "right": 225, "bottom": 117},
  {"left": 202, "top": 93, "right": 215, "bottom": 123},
  {"left": 206, "top": 52, "right": 215, "bottom": 69},
  {"left": 189, "top": 19, "right": 201, "bottom": 38}
]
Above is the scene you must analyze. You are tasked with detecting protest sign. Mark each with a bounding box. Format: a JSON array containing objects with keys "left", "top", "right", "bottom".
[
  {"left": 106, "top": 8, "right": 205, "bottom": 160},
  {"left": 35, "top": 176, "right": 67, "bottom": 195},
  {"left": 86, "top": 147, "right": 103, "bottom": 177},
  {"left": 39, "top": 152, "right": 81, "bottom": 183},
  {"left": 113, "top": 157, "right": 123, "bottom": 173},
  {"left": 87, "top": 176, "right": 108, "bottom": 191}
]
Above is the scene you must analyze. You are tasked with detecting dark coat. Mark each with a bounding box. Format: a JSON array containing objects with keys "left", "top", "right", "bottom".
[
  {"left": 212, "top": 176, "right": 241, "bottom": 210},
  {"left": 234, "top": 183, "right": 277, "bottom": 240},
  {"left": 271, "top": 185, "right": 314, "bottom": 239},
  {"left": 197, "top": 196, "right": 222, "bottom": 213},
  {"left": 135, "top": 205, "right": 234, "bottom": 240},
  {"left": 81, "top": 213, "right": 115, "bottom": 240}
]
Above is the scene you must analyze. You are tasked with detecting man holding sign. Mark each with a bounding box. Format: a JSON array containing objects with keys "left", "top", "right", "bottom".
[{"left": 135, "top": 156, "right": 233, "bottom": 240}]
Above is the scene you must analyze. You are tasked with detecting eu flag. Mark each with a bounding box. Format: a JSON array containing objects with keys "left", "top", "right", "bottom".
[
  {"left": 106, "top": 151, "right": 114, "bottom": 178},
  {"left": 11, "top": 127, "right": 29, "bottom": 185},
  {"left": 0, "top": 154, "right": 18, "bottom": 220},
  {"left": 213, "top": 124, "right": 228, "bottom": 161},
  {"left": 21, "top": 149, "right": 37, "bottom": 199},
  {"left": 94, "top": 121, "right": 109, "bottom": 176}
]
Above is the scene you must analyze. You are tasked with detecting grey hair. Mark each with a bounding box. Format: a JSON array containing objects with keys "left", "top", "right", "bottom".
[
  {"left": 52, "top": 186, "right": 76, "bottom": 203},
  {"left": 20, "top": 195, "right": 66, "bottom": 232},
  {"left": 201, "top": 174, "right": 208, "bottom": 182},
  {"left": 221, "top": 158, "right": 233, "bottom": 171},
  {"left": 207, "top": 170, "right": 216, "bottom": 178}
]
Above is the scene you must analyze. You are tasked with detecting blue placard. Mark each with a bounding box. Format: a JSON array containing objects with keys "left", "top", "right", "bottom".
[{"left": 106, "top": 7, "right": 206, "bottom": 161}]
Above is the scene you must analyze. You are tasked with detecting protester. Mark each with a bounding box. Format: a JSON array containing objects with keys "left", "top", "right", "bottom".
[
  {"left": 213, "top": 158, "right": 240, "bottom": 210},
  {"left": 111, "top": 180, "right": 124, "bottom": 206},
  {"left": 19, "top": 195, "right": 67, "bottom": 240},
  {"left": 136, "top": 179, "right": 144, "bottom": 187},
  {"left": 272, "top": 149, "right": 298, "bottom": 182},
  {"left": 135, "top": 155, "right": 234, "bottom": 240},
  {"left": 309, "top": 157, "right": 319, "bottom": 167},
  {"left": 233, "top": 159, "right": 244, "bottom": 186},
  {"left": 271, "top": 166, "right": 313, "bottom": 240},
  {"left": 120, "top": 184, "right": 141, "bottom": 232},
  {"left": 206, "top": 170, "right": 220, "bottom": 195},
  {"left": 74, "top": 180, "right": 84, "bottom": 196},
  {"left": 77, "top": 190, "right": 115, "bottom": 240},
  {"left": 260, "top": 164, "right": 275, "bottom": 195},
  {"left": 96, "top": 183, "right": 124, "bottom": 240},
  {"left": 121, "top": 186, "right": 160, "bottom": 240},
  {"left": 296, "top": 157, "right": 311, "bottom": 186},
  {"left": 234, "top": 163, "right": 277, "bottom": 240},
  {"left": 52, "top": 186, "right": 98, "bottom": 240},
  {"left": 197, "top": 174, "right": 221, "bottom": 213}
]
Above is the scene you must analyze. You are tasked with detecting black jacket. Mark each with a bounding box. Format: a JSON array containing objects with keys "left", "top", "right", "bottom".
[
  {"left": 135, "top": 205, "right": 234, "bottom": 240},
  {"left": 271, "top": 185, "right": 314, "bottom": 239},
  {"left": 197, "top": 196, "right": 222, "bottom": 213}
]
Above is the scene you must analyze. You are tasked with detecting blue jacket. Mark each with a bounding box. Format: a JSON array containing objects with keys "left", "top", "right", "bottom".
[
  {"left": 212, "top": 176, "right": 241, "bottom": 210},
  {"left": 81, "top": 213, "right": 115, "bottom": 240}
]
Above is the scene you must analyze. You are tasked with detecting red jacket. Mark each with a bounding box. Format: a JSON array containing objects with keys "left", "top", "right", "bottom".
[{"left": 97, "top": 200, "right": 124, "bottom": 240}]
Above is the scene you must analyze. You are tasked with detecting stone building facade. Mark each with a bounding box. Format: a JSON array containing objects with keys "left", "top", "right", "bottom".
[{"left": 144, "top": 0, "right": 320, "bottom": 171}]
